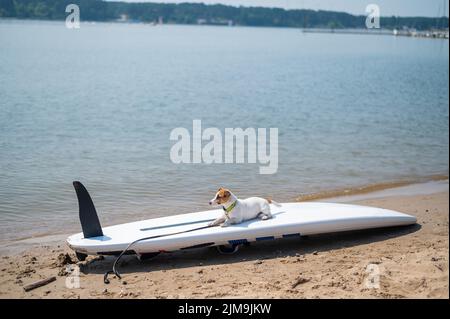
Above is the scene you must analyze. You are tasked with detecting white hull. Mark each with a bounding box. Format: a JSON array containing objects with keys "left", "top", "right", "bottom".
[{"left": 67, "top": 202, "right": 416, "bottom": 256}]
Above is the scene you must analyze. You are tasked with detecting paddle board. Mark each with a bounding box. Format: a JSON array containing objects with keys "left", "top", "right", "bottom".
[{"left": 66, "top": 182, "right": 417, "bottom": 260}]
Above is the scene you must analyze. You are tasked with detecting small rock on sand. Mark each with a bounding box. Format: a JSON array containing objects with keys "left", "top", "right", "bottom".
[
  {"left": 56, "top": 253, "right": 74, "bottom": 267},
  {"left": 58, "top": 268, "right": 68, "bottom": 276},
  {"left": 18, "top": 266, "right": 36, "bottom": 278},
  {"left": 291, "top": 276, "right": 310, "bottom": 288}
]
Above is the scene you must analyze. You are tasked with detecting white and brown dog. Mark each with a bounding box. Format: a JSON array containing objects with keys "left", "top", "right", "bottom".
[{"left": 208, "top": 188, "right": 281, "bottom": 227}]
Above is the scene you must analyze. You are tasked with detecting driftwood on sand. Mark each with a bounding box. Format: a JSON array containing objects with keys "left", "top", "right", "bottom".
[{"left": 23, "top": 276, "right": 56, "bottom": 292}]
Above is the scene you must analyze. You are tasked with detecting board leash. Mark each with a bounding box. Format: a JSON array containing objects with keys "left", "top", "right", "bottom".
[{"left": 103, "top": 224, "right": 216, "bottom": 284}]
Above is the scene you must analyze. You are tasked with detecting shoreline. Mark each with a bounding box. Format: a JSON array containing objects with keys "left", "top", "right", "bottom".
[
  {"left": 0, "top": 179, "right": 448, "bottom": 298},
  {"left": 0, "top": 188, "right": 447, "bottom": 298},
  {"left": 295, "top": 174, "right": 448, "bottom": 202},
  {"left": 1, "top": 18, "right": 449, "bottom": 39},
  {"left": 1, "top": 175, "right": 448, "bottom": 256}
]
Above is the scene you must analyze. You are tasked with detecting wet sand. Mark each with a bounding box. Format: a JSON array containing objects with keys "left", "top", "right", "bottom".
[{"left": 0, "top": 185, "right": 448, "bottom": 299}]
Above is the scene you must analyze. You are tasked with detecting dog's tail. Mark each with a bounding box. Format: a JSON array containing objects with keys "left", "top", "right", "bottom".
[{"left": 266, "top": 198, "right": 282, "bottom": 207}]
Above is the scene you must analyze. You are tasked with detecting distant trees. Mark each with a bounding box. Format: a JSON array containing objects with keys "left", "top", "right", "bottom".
[
  {"left": 0, "top": 0, "right": 15, "bottom": 17},
  {"left": 0, "top": 0, "right": 448, "bottom": 31}
]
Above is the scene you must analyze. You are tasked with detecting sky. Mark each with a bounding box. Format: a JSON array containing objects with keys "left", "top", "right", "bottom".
[{"left": 113, "top": 0, "right": 449, "bottom": 17}]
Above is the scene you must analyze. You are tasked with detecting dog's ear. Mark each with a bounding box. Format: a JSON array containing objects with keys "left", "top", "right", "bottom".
[
  {"left": 223, "top": 189, "right": 230, "bottom": 197},
  {"left": 217, "top": 187, "right": 223, "bottom": 192}
]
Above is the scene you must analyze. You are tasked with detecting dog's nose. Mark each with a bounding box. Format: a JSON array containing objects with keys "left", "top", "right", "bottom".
[{"left": 209, "top": 201, "right": 212, "bottom": 205}]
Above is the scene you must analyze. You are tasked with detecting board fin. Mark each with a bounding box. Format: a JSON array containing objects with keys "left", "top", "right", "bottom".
[{"left": 73, "top": 181, "right": 104, "bottom": 238}]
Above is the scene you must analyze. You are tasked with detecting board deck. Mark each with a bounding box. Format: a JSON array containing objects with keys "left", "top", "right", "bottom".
[{"left": 66, "top": 202, "right": 416, "bottom": 256}]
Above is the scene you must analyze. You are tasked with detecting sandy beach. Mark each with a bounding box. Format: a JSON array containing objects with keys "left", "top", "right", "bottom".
[
  {"left": 0, "top": 183, "right": 448, "bottom": 299},
  {"left": 1, "top": 6, "right": 448, "bottom": 302}
]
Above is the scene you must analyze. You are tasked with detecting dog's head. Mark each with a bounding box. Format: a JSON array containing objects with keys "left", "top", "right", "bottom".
[{"left": 209, "top": 188, "right": 232, "bottom": 206}]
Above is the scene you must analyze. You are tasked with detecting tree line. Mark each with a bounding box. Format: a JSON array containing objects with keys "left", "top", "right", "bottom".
[{"left": 0, "top": 0, "right": 448, "bottom": 30}]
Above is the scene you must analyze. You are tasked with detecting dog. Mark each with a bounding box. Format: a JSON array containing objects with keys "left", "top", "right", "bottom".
[{"left": 208, "top": 188, "right": 281, "bottom": 227}]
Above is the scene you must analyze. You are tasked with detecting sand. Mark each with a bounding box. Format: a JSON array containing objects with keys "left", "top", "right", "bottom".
[{"left": 0, "top": 188, "right": 448, "bottom": 299}]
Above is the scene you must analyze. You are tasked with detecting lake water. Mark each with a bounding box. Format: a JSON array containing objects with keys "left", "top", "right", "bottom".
[{"left": 0, "top": 20, "right": 448, "bottom": 248}]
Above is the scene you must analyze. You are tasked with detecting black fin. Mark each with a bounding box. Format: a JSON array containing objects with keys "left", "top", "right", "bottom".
[{"left": 73, "top": 181, "right": 104, "bottom": 238}]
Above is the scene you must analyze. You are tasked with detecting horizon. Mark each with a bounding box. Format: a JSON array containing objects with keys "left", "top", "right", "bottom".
[{"left": 107, "top": 0, "right": 450, "bottom": 18}]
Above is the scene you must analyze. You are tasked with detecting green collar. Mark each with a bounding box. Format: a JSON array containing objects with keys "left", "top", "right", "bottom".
[{"left": 223, "top": 200, "right": 237, "bottom": 214}]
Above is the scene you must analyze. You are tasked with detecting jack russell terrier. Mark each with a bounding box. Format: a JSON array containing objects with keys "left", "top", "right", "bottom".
[{"left": 208, "top": 188, "right": 281, "bottom": 227}]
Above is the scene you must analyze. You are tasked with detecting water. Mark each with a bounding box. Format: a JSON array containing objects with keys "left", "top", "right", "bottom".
[{"left": 0, "top": 20, "right": 448, "bottom": 247}]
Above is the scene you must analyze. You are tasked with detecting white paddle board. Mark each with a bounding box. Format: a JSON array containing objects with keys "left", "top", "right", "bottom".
[{"left": 67, "top": 183, "right": 416, "bottom": 258}]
